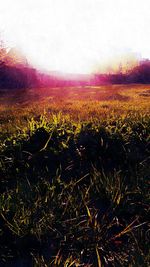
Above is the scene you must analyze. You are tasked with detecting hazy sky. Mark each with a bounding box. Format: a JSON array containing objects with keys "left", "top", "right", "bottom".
[{"left": 0, "top": 0, "right": 150, "bottom": 73}]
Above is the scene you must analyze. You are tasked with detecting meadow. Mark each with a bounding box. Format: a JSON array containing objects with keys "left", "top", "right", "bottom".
[{"left": 0, "top": 84, "right": 150, "bottom": 266}]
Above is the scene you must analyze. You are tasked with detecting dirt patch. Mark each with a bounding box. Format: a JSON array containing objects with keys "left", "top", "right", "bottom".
[
  {"left": 105, "top": 93, "right": 130, "bottom": 101},
  {"left": 139, "top": 89, "right": 150, "bottom": 97}
]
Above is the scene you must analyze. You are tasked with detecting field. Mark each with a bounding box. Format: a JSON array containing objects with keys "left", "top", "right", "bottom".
[{"left": 0, "top": 84, "right": 150, "bottom": 266}]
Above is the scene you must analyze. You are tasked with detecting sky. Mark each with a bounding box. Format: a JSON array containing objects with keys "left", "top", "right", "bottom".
[{"left": 0, "top": 0, "right": 150, "bottom": 74}]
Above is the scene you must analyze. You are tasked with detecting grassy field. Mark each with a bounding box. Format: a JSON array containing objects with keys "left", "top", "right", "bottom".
[{"left": 0, "top": 84, "right": 150, "bottom": 266}]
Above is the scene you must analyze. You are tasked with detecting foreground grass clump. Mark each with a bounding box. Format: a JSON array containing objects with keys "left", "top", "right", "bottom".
[{"left": 0, "top": 112, "right": 149, "bottom": 266}]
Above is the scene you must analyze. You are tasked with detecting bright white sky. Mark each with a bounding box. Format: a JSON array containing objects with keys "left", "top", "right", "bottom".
[{"left": 0, "top": 0, "right": 150, "bottom": 74}]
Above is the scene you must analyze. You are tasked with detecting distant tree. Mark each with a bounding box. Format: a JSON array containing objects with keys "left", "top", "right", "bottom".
[
  {"left": 127, "top": 60, "right": 150, "bottom": 84},
  {"left": 0, "top": 40, "right": 39, "bottom": 89},
  {"left": 0, "top": 40, "right": 8, "bottom": 65}
]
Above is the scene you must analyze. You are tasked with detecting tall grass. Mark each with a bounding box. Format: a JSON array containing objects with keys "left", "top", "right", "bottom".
[{"left": 0, "top": 108, "right": 149, "bottom": 266}]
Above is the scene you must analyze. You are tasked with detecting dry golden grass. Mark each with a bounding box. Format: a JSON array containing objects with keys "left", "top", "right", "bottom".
[
  {"left": 0, "top": 84, "right": 150, "bottom": 266},
  {"left": 0, "top": 84, "right": 150, "bottom": 138}
]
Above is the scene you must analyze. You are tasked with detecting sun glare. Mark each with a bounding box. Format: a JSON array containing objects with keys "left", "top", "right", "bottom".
[{"left": 0, "top": 0, "right": 150, "bottom": 74}]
